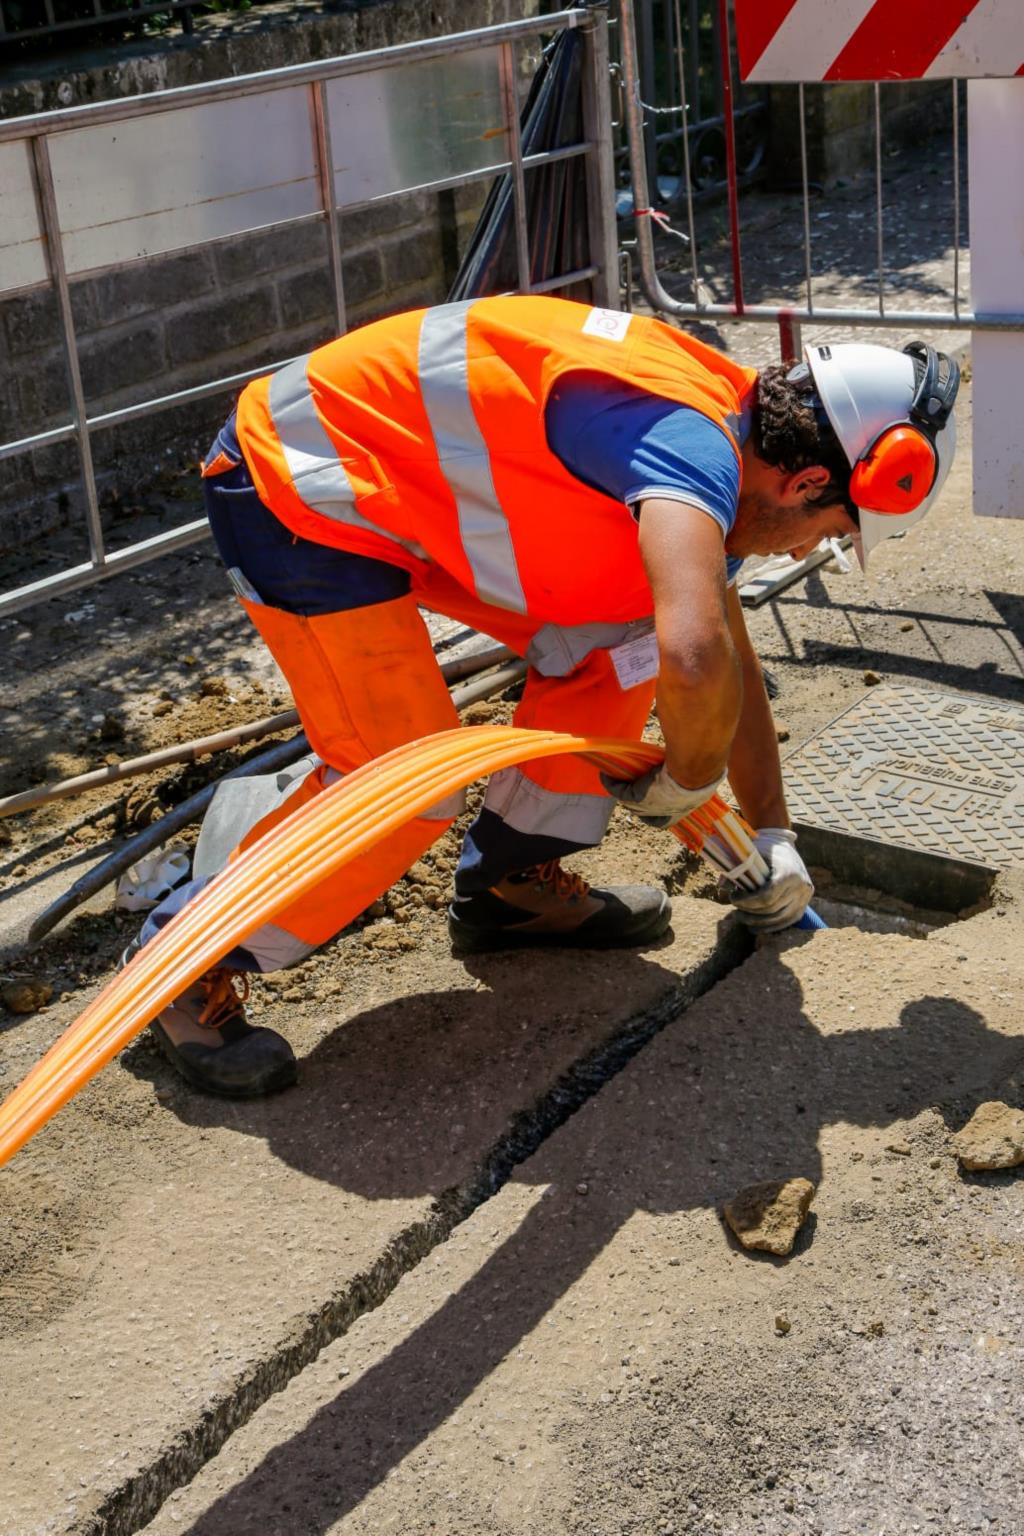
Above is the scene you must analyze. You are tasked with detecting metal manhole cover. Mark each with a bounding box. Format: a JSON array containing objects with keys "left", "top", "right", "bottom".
[{"left": 784, "top": 684, "right": 1024, "bottom": 872}]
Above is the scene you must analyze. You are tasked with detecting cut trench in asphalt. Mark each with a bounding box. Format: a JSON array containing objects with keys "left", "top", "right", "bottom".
[
  {"left": 3, "top": 860, "right": 1015, "bottom": 1536},
  {"left": 136, "top": 881, "right": 1024, "bottom": 1536},
  {"left": 1, "top": 752, "right": 1006, "bottom": 1536},
  {"left": 1, "top": 891, "right": 756, "bottom": 1536}
]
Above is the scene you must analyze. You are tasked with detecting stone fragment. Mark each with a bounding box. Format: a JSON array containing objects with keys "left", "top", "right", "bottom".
[
  {"left": 198, "top": 676, "right": 228, "bottom": 698},
  {"left": 99, "top": 713, "right": 125, "bottom": 742},
  {"left": 775, "top": 724, "right": 791, "bottom": 743},
  {"left": 863, "top": 670, "right": 882, "bottom": 685},
  {"left": 953, "top": 1101, "right": 1024, "bottom": 1171},
  {"left": 722, "top": 1177, "right": 815, "bottom": 1255},
  {"left": 885, "top": 1141, "right": 912, "bottom": 1156},
  {"left": 774, "top": 1314, "right": 791, "bottom": 1335},
  {"left": 2, "top": 978, "right": 53, "bottom": 1015}
]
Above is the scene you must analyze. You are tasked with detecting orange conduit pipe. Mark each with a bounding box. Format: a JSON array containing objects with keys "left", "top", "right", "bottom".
[{"left": 0, "top": 726, "right": 749, "bottom": 1169}]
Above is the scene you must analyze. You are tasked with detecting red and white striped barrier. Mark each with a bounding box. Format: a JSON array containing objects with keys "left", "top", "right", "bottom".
[{"left": 736, "top": 0, "right": 1024, "bottom": 83}]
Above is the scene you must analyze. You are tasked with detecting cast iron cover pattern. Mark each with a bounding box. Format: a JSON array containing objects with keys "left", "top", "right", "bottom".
[{"left": 784, "top": 684, "right": 1024, "bottom": 870}]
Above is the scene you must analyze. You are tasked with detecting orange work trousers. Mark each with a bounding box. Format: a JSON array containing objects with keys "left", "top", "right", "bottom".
[{"left": 221, "top": 573, "right": 657, "bottom": 958}]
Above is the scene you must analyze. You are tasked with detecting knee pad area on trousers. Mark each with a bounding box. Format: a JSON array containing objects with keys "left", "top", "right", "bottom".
[{"left": 239, "top": 593, "right": 462, "bottom": 772}]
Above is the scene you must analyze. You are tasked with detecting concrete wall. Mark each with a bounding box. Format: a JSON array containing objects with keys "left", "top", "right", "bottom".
[
  {"left": 768, "top": 80, "right": 952, "bottom": 189},
  {"left": 0, "top": 0, "right": 537, "bottom": 555}
]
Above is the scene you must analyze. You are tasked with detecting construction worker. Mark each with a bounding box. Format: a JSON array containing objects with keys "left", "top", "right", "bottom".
[{"left": 130, "top": 297, "right": 959, "bottom": 1098}]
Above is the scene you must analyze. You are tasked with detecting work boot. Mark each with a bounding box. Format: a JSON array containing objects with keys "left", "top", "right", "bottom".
[
  {"left": 122, "top": 944, "right": 297, "bottom": 1099},
  {"left": 447, "top": 859, "right": 671, "bottom": 954}
]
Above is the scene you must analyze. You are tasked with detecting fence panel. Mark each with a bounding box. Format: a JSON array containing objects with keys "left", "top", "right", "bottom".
[{"left": 0, "top": 7, "right": 617, "bottom": 618}]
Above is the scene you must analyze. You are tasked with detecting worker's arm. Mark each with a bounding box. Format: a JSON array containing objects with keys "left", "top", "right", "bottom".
[
  {"left": 723, "top": 582, "right": 789, "bottom": 829},
  {"left": 638, "top": 498, "right": 743, "bottom": 788},
  {"left": 723, "top": 584, "right": 815, "bottom": 929}
]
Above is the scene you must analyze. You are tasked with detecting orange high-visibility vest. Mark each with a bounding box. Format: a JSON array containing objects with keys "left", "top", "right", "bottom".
[{"left": 235, "top": 296, "right": 757, "bottom": 626}]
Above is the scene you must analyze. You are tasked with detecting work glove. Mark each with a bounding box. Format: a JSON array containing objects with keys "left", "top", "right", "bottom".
[
  {"left": 600, "top": 764, "right": 722, "bottom": 829},
  {"left": 727, "top": 828, "right": 813, "bottom": 932}
]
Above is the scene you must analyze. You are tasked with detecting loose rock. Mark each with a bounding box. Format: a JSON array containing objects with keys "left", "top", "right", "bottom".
[
  {"left": 99, "top": 713, "right": 125, "bottom": 742},
  {"left": 2, "top": 978, "right": 53, "bottom": 1015},
  {"left": 953, "top": 1101, "right": 1024, "bottom": 1171},
  {"left": 863, "top": 670, "right": 882, "bottom": 686},
  {"left": 723, "top": 1177, "right": 816, "bottom": 1255}
]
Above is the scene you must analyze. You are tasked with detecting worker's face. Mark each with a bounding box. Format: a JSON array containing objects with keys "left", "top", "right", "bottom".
[{"left": 727, "top": 460, "right": 859, "bottom": 561}]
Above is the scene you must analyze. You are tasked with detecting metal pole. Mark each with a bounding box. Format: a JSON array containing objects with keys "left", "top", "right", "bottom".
[
  {"left": 874, "top": 80, "right": 885, "bottom": 317},
  {"left": 777, "top": 313, "right": 802, "bottom": 365},
  {"left": 687, "top": 0, "right": 700, "bottom": 122},
  {"left": 30, "top": 136, "right": 106, "bottom": 570},
  {"left": 952, "top": 78, "right": 961, "bottom": 321},
  {"left": 499, "top": 39, "right": 533, "bottom": 291},
  {"left": 500, "top": 39, "right": 533, "bottom": 294},
  {"left": 311, "top": 80, "right": 347, "bottom": 336},
  {"left": 637, "top": 0, "right": 659, "bottom": 199},
  {"left": 799, "top": 82, "right": 813, "bottom": 314},
  {"left": 579, "top": 5, "right": 620, "bottom": 308},
  {"left": 717, "top": 0, "right": 744, "bottom": 313},
  {"left": 617, "top": 0, "right": 660, "bottom": 301},
  {"left": 672, "top": 0, "right": 701, "bottom": 302}
]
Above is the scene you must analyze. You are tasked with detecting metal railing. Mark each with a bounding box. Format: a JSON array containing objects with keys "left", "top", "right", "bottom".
[
  {"left": 0, "top": 6, "right": 617, "bottom": 618},
  {"left": 616, "top": 0, "right": 1024, "bottom": 350},
  {"left": 610, "top": 0, "right": 766, "bottom": 211}
]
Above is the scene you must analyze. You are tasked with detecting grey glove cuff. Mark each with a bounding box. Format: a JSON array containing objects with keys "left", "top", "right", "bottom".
[{"left": 600, "top": 764, "right": 722, "bottom": 828}]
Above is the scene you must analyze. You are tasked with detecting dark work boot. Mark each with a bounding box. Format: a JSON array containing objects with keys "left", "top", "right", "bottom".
[
  {"left": 123, "top": 945, "right": 297, "bottom": 1098},
  {"left": 447, "top": 859, "right": 671, "bottom": 955}
]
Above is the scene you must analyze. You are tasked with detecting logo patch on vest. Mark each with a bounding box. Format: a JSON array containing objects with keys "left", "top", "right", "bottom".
[{"left": 582, "top": 308, "right": 633, "bottom": 343}]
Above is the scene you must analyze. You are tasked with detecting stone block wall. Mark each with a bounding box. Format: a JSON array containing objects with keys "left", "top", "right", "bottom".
[
  {"left": 0, "top": 0, "right": 535, "bottom": 557},
  {"left": 0, "top": 186, "right": 484, "bottom": 553},
  {"left": 768, "top": 79, "right": 953, "bottom": 189}
]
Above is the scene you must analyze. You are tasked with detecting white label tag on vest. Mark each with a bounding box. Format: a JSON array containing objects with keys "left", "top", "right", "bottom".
[
  {"left": 609, "top": 630, "right": 660, "bottom": 690},
  {"left": 582, "top": 307, "right": 633, "bottom": 343}
]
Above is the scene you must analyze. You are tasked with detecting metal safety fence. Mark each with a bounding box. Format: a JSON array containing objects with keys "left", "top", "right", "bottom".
[
  {"left": 0, "top": 5, "right": 617, "bottom": 618},
  {"left": 609, "top": 0, "right": 766, "bottom": 212},
  {"left": 615, "top": 0, "right": 1024, "bottom": 357}
]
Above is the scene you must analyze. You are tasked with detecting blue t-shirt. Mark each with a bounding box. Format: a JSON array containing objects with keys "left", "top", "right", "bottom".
[{"left": 545, "top": 371, "right": 745, "bottom": 585}]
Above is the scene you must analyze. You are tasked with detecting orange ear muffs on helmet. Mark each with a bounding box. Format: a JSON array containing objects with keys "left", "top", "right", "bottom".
[
  {"left": 847, "top": 341, "right": 959, "bottom": 517},
  {"left": 849, "top": 423, "right": 937, "bottom": 515}
]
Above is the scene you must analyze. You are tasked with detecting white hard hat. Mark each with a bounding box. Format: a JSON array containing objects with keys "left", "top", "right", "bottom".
[{"left": 803, "top": 340, "right": 960, "bottom": 570}]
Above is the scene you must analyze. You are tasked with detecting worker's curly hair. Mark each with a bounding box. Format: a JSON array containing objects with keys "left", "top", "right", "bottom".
[{"left": 752, "top": 364, "right": 857, "bottom": 521}]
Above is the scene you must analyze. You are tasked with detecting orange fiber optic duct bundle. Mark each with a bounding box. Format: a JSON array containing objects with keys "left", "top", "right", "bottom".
[{"left": 0, "top": 726, "right": 748, "bottom": 1169}]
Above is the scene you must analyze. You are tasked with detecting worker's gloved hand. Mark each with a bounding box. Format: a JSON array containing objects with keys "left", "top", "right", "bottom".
[
  {"left": 727, "top": 828, "right": 813, "bottom": 931},
  {"left": 600, "top": 764, "right": 721, "bottom": 828}
]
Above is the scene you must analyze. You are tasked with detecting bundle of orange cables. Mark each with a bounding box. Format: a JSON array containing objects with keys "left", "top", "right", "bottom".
[{"left": 0, "top": 726, "right": 807, "bottom": 1169}]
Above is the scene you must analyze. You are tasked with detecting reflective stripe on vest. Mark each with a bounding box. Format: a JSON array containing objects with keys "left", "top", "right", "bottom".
[
  {"left": 418, "top": 302, "right": 528, "bottom": 615},
  {"left": 268, "top": 358, "right": 428, "bottom": 561}
]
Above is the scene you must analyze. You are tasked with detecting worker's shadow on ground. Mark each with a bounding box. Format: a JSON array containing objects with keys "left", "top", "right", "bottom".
[
  {"left": 760, "top": 576, "right": 1024, "bottom": 706},
  {"left": 157, "top": 942, "right": 1021, "bottom": 1536}
]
